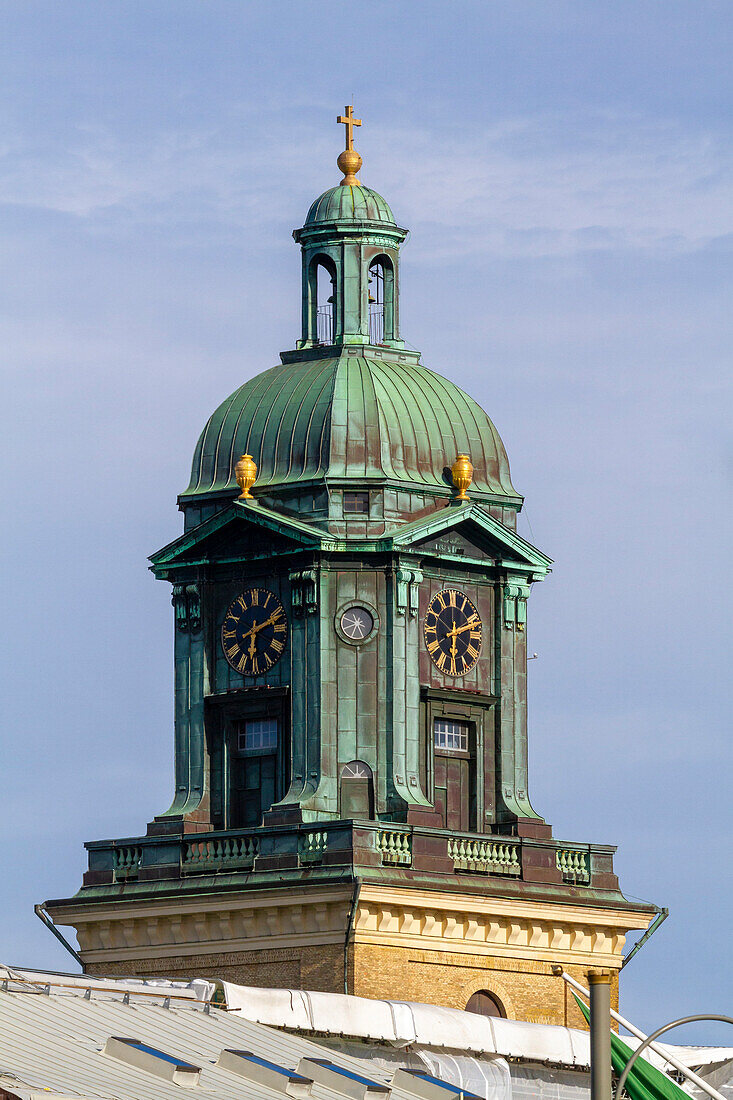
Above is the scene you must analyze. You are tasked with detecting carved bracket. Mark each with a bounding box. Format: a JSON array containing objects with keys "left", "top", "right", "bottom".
[
  {"left": 289, "top": 569, "right": 318, "bottom": 615},
  {"left": 503, "top": 579, "right": 530, "bottom": 631},
  {"left": 396, "top": 568, "right": 423, "bottom": 617},
  {"left": 172, "top": 584, "right": 201, "bottom": 633}
]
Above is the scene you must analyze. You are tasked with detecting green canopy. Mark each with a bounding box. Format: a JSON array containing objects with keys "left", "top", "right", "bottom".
[{"left": 573, "top": 995, "right": 692, "bottom": 1100}]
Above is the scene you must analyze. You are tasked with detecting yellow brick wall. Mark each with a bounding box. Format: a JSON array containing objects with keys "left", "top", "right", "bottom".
[
  {"left": 351, "top": 943, "right": 618, "bottom": 1028},
  {"left": 88, "top": 943, "right": 617, "bottom": 1028},
  {"left": 88, "top": 943, "right": 346, "bottom": 994}
]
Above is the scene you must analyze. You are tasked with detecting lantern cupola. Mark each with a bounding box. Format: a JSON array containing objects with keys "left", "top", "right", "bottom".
[{"left": 294, "top": 106, "right": 407, "bottom": 349}]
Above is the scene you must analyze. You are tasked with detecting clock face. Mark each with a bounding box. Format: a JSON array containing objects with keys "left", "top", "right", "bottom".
[
  {"left": 339, "top": 606, "right": 374, "bottom": 641},
  {"left": 221, "top": 588, "right": 288, "bottom": 676},
  {"left": 423, "top": 588, "right": 482, "bottom": 677}
]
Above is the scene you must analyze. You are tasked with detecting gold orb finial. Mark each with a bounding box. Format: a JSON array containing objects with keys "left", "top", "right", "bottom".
[
  {"left": 451, "top": 454, "right": 473, "bottom": 502},
  {"left": 337, "top": 105, "right": 362, "bottom": 186},
  {"left": 235, "top": 453, "right": 257, "bottom": 499}
]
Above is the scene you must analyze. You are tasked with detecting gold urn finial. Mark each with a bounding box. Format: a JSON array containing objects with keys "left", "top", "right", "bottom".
[
  {"left": 451, "top": 454, "right": 473, "bottom": 502},
  {"left": 337, "top": 104, "right": 362, "bottom": 186},
  {"left": 235, "top": 453, "right": 257, "bottom": 500}
]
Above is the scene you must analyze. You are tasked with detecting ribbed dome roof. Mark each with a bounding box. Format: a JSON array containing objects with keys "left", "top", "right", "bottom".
[
  {"left": 304, "top": 184, "right": 396, "bottom": 226},
  {"left": 184, "top": 354, "right": 519, "bottom": 503}
]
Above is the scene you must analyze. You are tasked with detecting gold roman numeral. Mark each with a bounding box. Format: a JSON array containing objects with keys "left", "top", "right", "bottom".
[
  {"left": 274, "top": 622, "right": 287, "bottom": 635},
  {"left": 251, "top": 590, "right": 259, "bottom": 606},
  {"left": 237, "top": 654, "right": 249, "bottom": 673},
  {"left": 427, "top": 638, "right": 440, "bottom": 655},
  {"left": 448, "top": 590, "right": 457, "bottom": 608},
  {"left": 466, "top": 643, "right": 479, "bottom": 660},
  {"left": 435, "top": 651, "right": 447, "bottom": 671},
  {"left": 226, "top": 644, "right": 241, "bottom": 660},
  {"left": 435, "top": 593, "right": 447, "bottom": 611},
  {"left": 271, "top": 638, "right": 284, "bottom": 654}
]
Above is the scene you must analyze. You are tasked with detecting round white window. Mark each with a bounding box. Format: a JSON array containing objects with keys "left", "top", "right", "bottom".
[{"left": 339, "top": 606, "right": 375, "bottom": 642}]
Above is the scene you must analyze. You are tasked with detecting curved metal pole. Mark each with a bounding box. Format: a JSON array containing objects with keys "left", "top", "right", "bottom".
[
  {"left": 558, "top": 970, "right": 727, "bottom": 1100},
  {"left": 614, "top": 1014, "right": 733, "bottom": 1100}
]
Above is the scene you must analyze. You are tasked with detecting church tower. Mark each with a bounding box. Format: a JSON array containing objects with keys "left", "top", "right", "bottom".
[{"left": 46, "top": 110, "right": 654, "bottom": 1026}]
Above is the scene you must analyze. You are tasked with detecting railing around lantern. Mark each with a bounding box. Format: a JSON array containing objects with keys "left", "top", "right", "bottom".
[
  {"left": 369, "top": 303, "right": 384, "bottom": 344},
  {"left": 317, "top": 305, "right": 333, "bottom": 344}
]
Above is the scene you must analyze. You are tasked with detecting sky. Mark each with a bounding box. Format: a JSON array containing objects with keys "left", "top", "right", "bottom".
[{"left": 1, "top": 1, "right": 731, "bottom": 1043}]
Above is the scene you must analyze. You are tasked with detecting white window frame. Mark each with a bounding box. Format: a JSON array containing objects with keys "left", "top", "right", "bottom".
[{"left": 434, "top": 717, "right": 469, "bottom": 753}]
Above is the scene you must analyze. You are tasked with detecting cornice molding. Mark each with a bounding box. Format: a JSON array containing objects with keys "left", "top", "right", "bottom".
[{"left": 51, "top": 881, "right": 650, "bottom": 971}]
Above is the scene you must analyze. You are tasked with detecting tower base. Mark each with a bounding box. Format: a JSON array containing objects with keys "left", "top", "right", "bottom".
[{"left": 47, "top": 827, "right": 653, "bottom": 1028}]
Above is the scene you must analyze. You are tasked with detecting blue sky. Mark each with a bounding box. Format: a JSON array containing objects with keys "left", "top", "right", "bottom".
[{"left": 1, "top": 2, "right": 731, "bottom": 1040}]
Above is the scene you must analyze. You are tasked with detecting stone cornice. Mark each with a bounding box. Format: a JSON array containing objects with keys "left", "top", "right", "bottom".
[
  {"left": 50, "top": 880, "right": 652, "bottom": 972},
  {"left": 354, "top": 884, "right": 652, "bottom": 969}
]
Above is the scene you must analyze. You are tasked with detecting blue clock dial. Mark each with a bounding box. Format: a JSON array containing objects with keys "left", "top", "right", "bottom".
[
  {"left": 221, "top": 588, "right": 288, "bottom": 676},
  {"left": 424, "top": 588, "right": 482, "bottom": 677}
]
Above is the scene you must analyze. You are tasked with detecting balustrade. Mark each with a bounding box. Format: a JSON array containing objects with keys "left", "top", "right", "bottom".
[
  {"left": 448, "top": 836, "right": 521, "bottom": 876},
  {"left": 182, "top": 835, "right": 259, "bottom": 874},
  {"left": 112, "top": 846, "right": 142, "bottom": 881},
  {"left": 377, "top": 829, "right": 412, "bottom": 866},
  {"left": 556, "top": 847, "right": 590, "bottom": 884},
  {"left": 298, "top": 830, "right": 328, "bottom": 864}
]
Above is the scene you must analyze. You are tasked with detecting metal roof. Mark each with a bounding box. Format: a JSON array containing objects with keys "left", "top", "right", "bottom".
[
  {"left": 304, "top": 185, "right": 396, "bottom": 226},
  {"left": 0, "top": 965, "right": 425, "bottom": 1100},
  {"left": 184, "top": 354, "right": 519, "bottom": 502},
  {"left": 2, "top": 966, "right": 730, "bottom": 1100}
]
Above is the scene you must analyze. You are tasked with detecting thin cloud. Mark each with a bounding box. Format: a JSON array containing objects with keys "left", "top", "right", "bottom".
[
  {"left": 0, "top": 112, "right": 730, "bottom": 259},
  {"left": 1, "top": 107, "right": 730, "bottom": 264}
]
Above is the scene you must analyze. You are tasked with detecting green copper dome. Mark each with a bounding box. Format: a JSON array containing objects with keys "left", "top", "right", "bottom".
[
  {"left": 184, "top": 353, "right": 520, "bottom": 504},
  {"left": 304, "top": 184, "right": 396, "bottom": 226}
]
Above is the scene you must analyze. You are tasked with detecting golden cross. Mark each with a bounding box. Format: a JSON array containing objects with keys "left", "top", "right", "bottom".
[{"left": 337, "top": 105, "right": 362, "bottom": 150}]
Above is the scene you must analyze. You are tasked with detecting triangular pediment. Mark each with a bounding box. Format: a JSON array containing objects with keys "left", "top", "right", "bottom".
[
  {"left": 412, "top": 526, "right": 495, "bottom": 561},
  {"left": 386, "top": 503, "right": 552, "bottom": 574},
  {"left": 149, "top": 501, "right": 332, "bottom": 572}
]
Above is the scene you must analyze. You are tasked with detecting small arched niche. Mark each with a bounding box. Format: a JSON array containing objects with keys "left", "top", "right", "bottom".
[
  {"left": 339, "top": 760, "right": 374, "bottom": 821},
  {"left": 368, "top": 255, "right": 395, "bottom": 343},
  {"left": 308, "top": 255, "right": 337, "bottom": 345},
  {"left": 465, "top": 990, "right": 506, "bottom": 1018}
]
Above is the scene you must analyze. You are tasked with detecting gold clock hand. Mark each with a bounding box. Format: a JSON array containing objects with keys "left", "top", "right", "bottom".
[
  {"left": 452, "top": 619, "right": 479, "bottom": 635},
  {"left": 242, "top": 610, "right": 281, "bottom": 660},
  {"left": 251, "top": 611, "right": 278, "bottom": 635}
]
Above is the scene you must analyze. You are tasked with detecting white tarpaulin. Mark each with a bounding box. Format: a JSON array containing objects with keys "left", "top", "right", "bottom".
[
  {"left": 219, "top": 981, "right": 592, "bottom": 1064},
  {"left": 219, "top": 981, "right": 733, "bottom": 1076}
]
